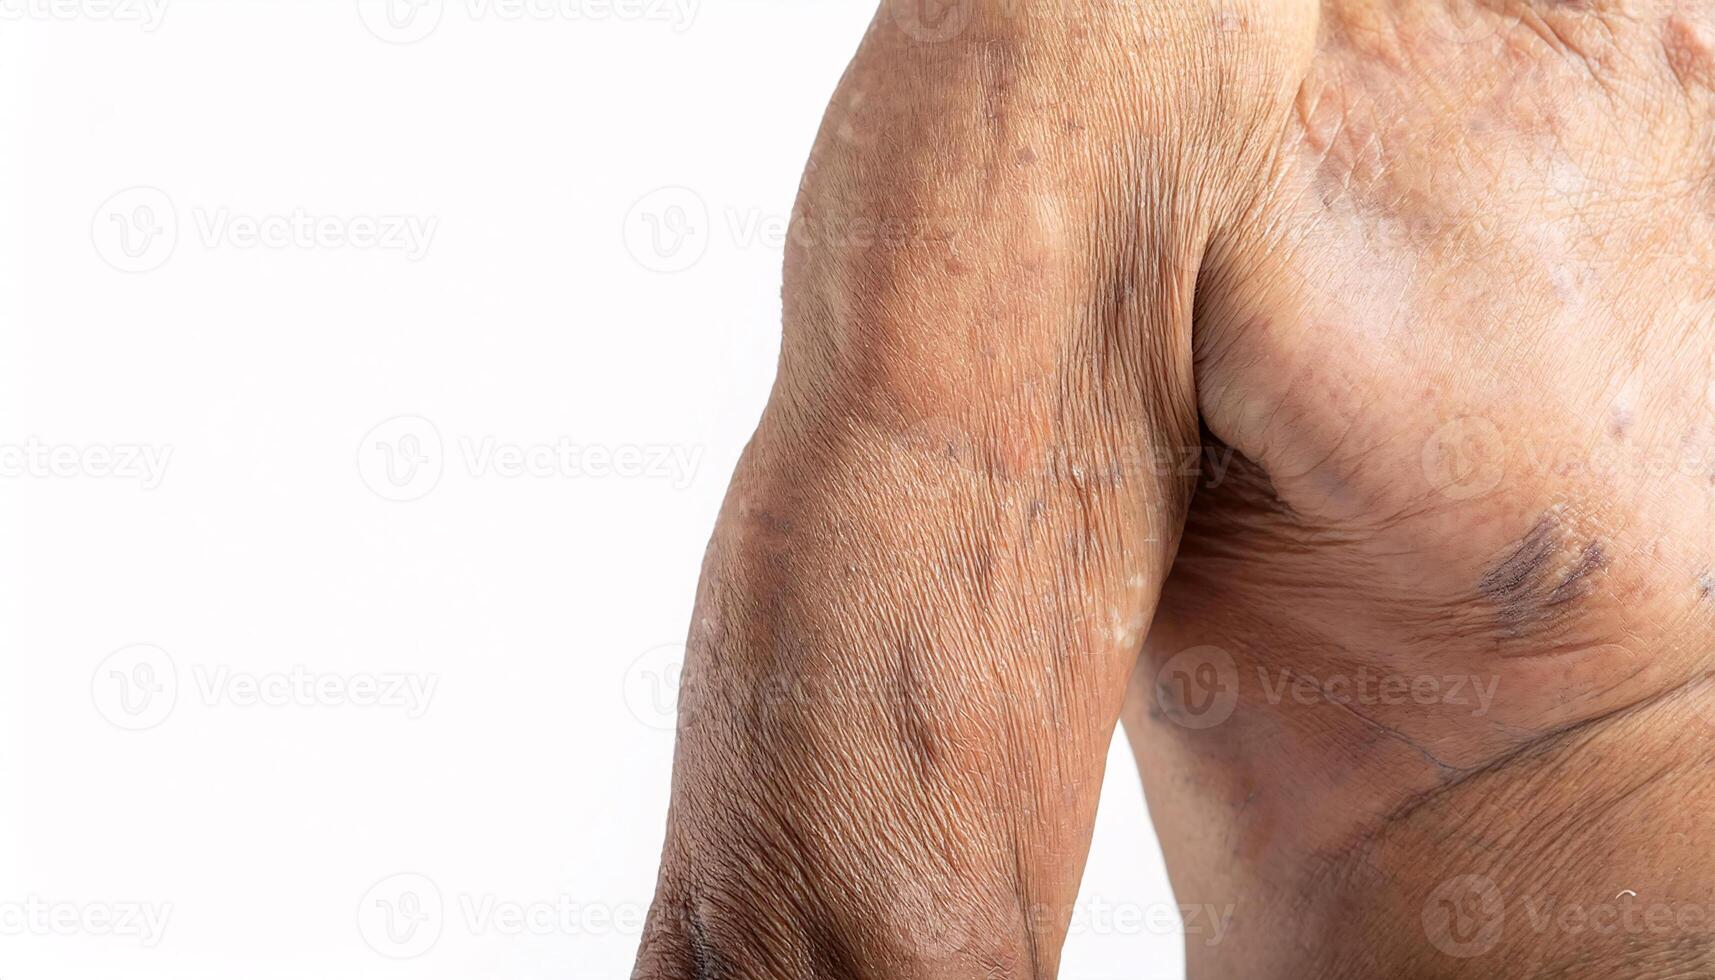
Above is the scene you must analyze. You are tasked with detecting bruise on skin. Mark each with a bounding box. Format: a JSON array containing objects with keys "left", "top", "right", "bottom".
[
  {"left": 676, "top": 899, "right": 730, "bottom": 980},
  {"left": 1477, "top": 511, "right": 1610, "bottom": 640}
]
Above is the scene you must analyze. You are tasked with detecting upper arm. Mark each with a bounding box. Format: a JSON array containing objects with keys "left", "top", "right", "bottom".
[{"left": 637, "top": 5, "right": 1289, "bottom": 977}]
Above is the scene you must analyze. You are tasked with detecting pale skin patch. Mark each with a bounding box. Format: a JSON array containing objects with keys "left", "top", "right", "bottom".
[
  {"left": 1108, "top": 608, "right": 1147, "bottom": 649},
  {"left": 1109, "top": 574, "right": 1152, "bottom": 647}
]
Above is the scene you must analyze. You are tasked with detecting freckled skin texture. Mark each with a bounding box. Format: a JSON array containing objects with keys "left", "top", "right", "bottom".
[{"left": 634, "top": 3, "right": 1715, "bottom": 978}]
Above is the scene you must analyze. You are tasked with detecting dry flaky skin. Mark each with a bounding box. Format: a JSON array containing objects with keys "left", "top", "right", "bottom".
[{"left": 637, "top": 2, "right": 1715, "bottom": 978}]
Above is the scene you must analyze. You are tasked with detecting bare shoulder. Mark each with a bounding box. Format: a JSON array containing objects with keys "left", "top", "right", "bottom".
[{"left": 777, "top": 1, "right": 1319, "bottom": 449}]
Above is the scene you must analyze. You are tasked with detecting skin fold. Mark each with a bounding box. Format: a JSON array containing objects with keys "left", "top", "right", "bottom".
[{"left": 635, "top": 2, "right": 1715, "bottom": 977}]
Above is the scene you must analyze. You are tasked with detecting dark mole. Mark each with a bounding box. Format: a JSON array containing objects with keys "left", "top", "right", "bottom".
[{"left": 1477, "top": 513, "right": 1609, "bottom": 637}]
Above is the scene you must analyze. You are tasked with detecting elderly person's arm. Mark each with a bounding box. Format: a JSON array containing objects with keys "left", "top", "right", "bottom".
[{"left": 629, "top": 4, "right": 1268, "bottom": 976}]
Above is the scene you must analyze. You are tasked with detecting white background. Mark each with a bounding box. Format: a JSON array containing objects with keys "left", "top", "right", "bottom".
[{"left": 0, "top": 1, "right": 1182, "bottom": 976}]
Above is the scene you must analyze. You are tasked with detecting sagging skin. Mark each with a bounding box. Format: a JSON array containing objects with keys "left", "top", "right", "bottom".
[{"left": 634, "top": 2, "right": 1715, "bottom": 977}]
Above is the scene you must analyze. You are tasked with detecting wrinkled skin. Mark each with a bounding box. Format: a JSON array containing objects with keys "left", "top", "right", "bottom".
[{"left": 636, "top": 2, "right": 1715, "bottom": 978}]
